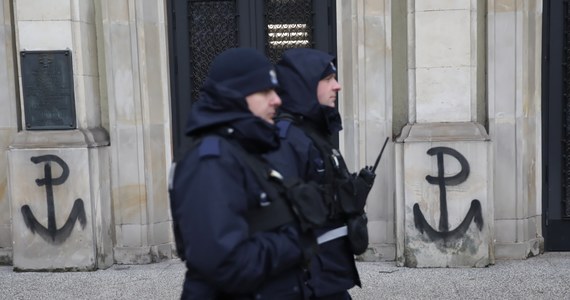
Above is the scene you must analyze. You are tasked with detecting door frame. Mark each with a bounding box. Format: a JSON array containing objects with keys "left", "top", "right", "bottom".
[{"left": 542, "top": 0, "right": 570, "bottom": 251}]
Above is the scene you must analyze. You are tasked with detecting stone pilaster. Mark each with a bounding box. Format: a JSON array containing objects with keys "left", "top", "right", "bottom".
[
  {"left": 395, "top": 0, "right": 493, "bottom": 267},
  {"left": 337, "top": 0, "right": 395, "bottom": 261},
  {"left": 0, "top": 0, "right": 18, "bottom": 265},
  {"left": 487, "top": 0, "right": 543, "bottom": 259},
  {"left": 96, "top": 0, "right": 173, "bottom": 264},
  {"left": 8, "top": 0, "right": 112, "bottom": 270}
]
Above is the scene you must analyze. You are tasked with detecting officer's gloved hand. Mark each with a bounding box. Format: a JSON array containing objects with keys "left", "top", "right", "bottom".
[
  {"left": 358, "top": 166, "right": 376, "bottom": 186},
  {"left": 351, "top": 166, "right": 376, "bottom": 213},
  {"left": 347, "top": 213, "right": 369, "bottom": 255}
]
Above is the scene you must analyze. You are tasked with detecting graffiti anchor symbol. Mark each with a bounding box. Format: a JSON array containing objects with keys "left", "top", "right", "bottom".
[
  {"left": 413, "top": 147, "right": 483, "bottom": 241},
  {"left": 21, "top": 155, "right": 86, "bottom": 245}
]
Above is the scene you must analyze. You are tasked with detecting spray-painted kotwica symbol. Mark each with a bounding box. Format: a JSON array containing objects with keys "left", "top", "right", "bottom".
[
  {"left": 413, "top": 147, "right": 483, "bottom": 241},
  {"left": 21, "top": 154, "right": 86, "bottom": 244}
]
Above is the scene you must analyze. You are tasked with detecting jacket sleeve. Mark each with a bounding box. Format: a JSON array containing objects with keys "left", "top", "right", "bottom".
[{"left": 172, "top": 152, "right": 305, "bottom": 294}]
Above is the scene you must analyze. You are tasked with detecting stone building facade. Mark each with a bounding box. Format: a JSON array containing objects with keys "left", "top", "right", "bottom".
[{"left": 0, "top": 0, "right": 550, "bottom": 270}]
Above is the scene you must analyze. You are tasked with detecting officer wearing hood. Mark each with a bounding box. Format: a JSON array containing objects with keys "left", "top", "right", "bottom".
[
  {"left": 169, "top": 48, "right": 323, "bottom": 299},
  {"left": 266, "top": 48, "right": 376, "bottom": 299}
]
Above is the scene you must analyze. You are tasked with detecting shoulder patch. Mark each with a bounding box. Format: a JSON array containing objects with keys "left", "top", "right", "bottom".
[
  {"left": 276, "top": 120, "right": 292, "bottom": 139},
  {"left": 198, "top": 136, "right": 221, "bottom": 158}
]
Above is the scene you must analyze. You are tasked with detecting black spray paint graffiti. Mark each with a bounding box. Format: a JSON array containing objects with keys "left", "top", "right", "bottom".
[
  {"left": 413, "top": 147, "right": 483, "bottom": 241},
  {"left": 21, "top": 155, "right": 86, "bottom": 244}
]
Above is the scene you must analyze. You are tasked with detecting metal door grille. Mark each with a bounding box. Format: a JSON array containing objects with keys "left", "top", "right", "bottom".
[
  {"left": 264, "top": 0, "right": 314, "bottom": 63},
  {"left": 189, "top": 0, "right": 238, "bottom": 101},
  {"left": 168, "top": 0, "right": 335, "bottom": 161}
]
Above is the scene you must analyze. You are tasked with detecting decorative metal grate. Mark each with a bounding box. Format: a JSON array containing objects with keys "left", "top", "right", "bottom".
[
  {"left": 189, "top": 0, "right": 238, "bottom": 101},
  {"left": 264, "top": 0, "right": 314, "bottom": 63},
  {"left": 563, "top": 0, "right": 570, "bottom": 218}
]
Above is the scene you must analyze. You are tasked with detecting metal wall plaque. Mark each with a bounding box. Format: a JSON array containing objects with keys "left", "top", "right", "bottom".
[{"left": 21, "top": 50, "right": 76, "bottom": 130}]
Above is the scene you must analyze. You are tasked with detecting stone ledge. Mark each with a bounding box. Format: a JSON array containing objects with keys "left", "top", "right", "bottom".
[
  {"left": 9, "top": 127, "right": 109, "bottom": 149},
  {"left": 396, "top": 122, "right": 490, "bottom": 143}
]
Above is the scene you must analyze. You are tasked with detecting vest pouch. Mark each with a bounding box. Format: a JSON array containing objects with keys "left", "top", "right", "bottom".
[
  {"left": 352, "top": 174, "right": 372, "bottom": 212},
  {"left": 337, "top": 179, "right": 359, "bottom": 215},
  {"left": 347, "top": 213, "right": 369, "bottom": 255},
  {"left": 287, "top": 181, "right": 329, "bottom": 231}
]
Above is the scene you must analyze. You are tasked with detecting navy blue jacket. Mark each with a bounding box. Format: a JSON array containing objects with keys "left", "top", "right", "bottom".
[
  {"left": 266, "top": 49, "right": 360, "bottom": 298},
  {"left": 170, "top": 80, "right": 310, "bottom": 299}
]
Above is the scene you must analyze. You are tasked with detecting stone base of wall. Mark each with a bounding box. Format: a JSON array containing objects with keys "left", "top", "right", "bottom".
[
  {"left": 395, "top": 122, "right": 492, "bottom": 268},
  {"left": 151, "top": 243, "right": 175, "bottom": 262},
  {"left": 114, "top": 243, "right": 175, "bottom": 264},
  {"left": 9, "top": 128, "right": 112, "bottom": 271},
  {"left": 357, "top": 243, "right": 396, "bottom": 262},
  {"left": 114, "top": 246, "right": 152, "bottom": 264},
  {"left": 494, "top": 237, "right": 544, "bottom": 260},
  {"left": 0, "top": 248, "right": 12, "bottom": 265}
]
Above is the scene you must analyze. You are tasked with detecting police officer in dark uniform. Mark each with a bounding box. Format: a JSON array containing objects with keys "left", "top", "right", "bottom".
[
  {"left": 266, "top": 48, "right": 376, "bottom": 300},
  {"left": 169, "top": 48, "right": 325, "bottom": 300}
]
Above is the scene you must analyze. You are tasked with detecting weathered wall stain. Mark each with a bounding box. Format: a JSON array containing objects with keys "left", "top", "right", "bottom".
[
  {"left": 0, "top": 179, "right": 8, "bottom": 220},
  {"left": 112, "top": 184, "right": 146, "bottom": 224},
  {"left": 21, "top": 154, "right": 86, "bottom": 244},
  {"left": 0, "top": 179, "right": 6, "bottom": 202}
]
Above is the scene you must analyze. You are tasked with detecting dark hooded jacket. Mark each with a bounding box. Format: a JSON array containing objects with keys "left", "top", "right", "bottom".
[
  {"left": 265, "top": 48, "right": 361, "bottom": 298},
  {"left": 170, "top": 77, "right": 310, "bottom": 299}
]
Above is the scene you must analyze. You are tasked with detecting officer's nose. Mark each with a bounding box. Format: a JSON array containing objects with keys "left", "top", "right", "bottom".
[
  {"left": 333, "top": 79, "right": 342, "bottom": 92},
  {"left": 270, "top": 90, "right": 281, "bottom": 107}
]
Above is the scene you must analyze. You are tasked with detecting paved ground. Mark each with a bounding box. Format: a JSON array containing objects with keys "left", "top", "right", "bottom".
[{"left": 1, "top": 252, "right": 569, "bottom": 299}]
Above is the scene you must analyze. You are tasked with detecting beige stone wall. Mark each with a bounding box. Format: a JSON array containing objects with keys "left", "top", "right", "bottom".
[
  {"left": 337, "top": 0, "right": 396, "bottom": 261},
  {"left": 396, "top": 0, "right": 492, "bottom": 267},
  {"left": 0, "top": 0, "right": 173, "bottom": 267},
  {"left": 96, "top": 0, "right": 173, "bottom": 263},
  {"left": 488, "top": 0, "right": 543, "bottom": 259},
  {"left": 412, "top": 1, "right": 477, "bottom": 123},
  {"left": 0, "top": 0, "right": 177, "bottom": 268},
  {"left": 338, "top": 0, "right": 543, "bottom": 263},
  {"left": 0, "top": 0, "right": 545, "bottom": 267},
  {"left": 6, "top": 0, "right": 115, "bottom": 270},
  {"left": 0, "top": 0, "right": 18, "bottom": 264}
]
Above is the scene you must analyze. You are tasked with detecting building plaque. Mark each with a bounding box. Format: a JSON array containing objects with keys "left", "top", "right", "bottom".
[{"left": 21, "top": 50, "right": 76, "bottom": 130}]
